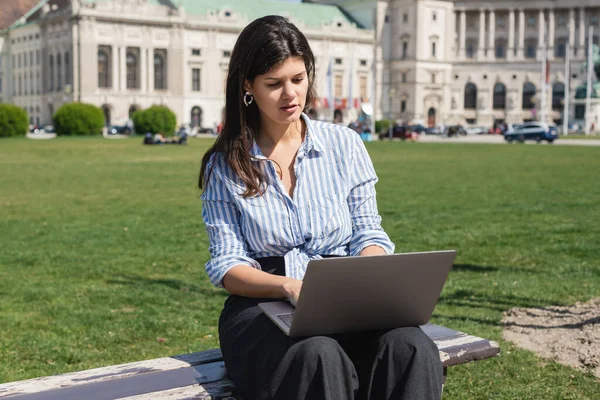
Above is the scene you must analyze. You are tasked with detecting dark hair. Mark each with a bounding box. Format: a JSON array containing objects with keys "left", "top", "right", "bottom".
[{"left": 198, "top": 15, "right": 316, "bottom": 197}]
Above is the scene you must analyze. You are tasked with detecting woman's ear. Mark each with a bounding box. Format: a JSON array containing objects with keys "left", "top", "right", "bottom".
[{"left": 243, "top": 79, "right": 252, "bottom": 93}]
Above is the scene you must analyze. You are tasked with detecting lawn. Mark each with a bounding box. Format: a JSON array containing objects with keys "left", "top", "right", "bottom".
[{"left": 0, "top": 136, "right": 599, "bottom": 398}]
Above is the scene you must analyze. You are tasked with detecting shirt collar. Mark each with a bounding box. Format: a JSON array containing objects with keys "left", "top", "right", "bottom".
[{"left": 250, "top": 113, "right": 325, "bottom": 161}]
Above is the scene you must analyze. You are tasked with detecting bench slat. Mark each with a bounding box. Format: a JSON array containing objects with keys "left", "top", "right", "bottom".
[
  {"left": 118, "top": 380, "right": 236, "bottom": 400},
  {"left": 0, "top": 325, "right": 499, "bottom": 399}
]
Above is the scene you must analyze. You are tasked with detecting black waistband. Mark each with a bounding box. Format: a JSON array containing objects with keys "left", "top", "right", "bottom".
[{"left": 255, "top": 255, "right": 341, "bottom": 277}]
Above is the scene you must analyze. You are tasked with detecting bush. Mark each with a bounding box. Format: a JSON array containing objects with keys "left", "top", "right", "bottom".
[
  {"left": 132, "top": 105, "right": 176, "bottom": 136},
  {"left": 0, "top": 104, "right": 28, "bottom": 138},
  {"left": 375, "top": 119, "right": 393, "bottom": 134},
  {"left": 53, "top": 103, "right": 104, "bottom": 136}
]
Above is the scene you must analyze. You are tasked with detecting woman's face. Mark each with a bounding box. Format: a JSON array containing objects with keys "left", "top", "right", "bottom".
[{"left": 246, "top": 56, "right": 309, "bottom": 128}]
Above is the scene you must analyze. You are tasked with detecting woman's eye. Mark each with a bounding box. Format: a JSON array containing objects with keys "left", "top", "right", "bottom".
[
  {"left": 293, "top": 78, "right": 304, "bottom": 83},
  {"left": 268, "top": 83, "right": 280, "bottom": 87}
]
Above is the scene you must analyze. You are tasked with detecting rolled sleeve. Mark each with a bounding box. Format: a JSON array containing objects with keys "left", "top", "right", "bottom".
[
  {"left": 201, "top": 157, "right": 261, "bottom": 288},
  {"left": 347, "top": 135, "right": 395, "bottom": 256}
]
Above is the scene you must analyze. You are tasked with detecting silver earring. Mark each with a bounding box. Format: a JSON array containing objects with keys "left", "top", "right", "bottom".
[{"left": 243, "top": 92, "right": 254, "bottom": 107}]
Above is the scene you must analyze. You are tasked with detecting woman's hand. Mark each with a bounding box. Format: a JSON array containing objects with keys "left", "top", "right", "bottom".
[{"left": 282, "top": 278, "right": 303, "bottom": 307}]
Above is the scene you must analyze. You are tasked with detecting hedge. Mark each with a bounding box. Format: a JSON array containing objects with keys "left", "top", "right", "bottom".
[
  {"left": 53, "top": 103, "right": 104, "bottom": 136},
  {"left": 0, "top": 104, "right": 28, "bottom": 138},
  {"left": 132, "top": 105, "right": 176, "bottom": 136},
  {"left": 375, "top": 119, "right": 393, "bottom": 134}
]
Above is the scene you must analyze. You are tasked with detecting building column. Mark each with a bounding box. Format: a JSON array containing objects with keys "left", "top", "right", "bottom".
[
  {"left": 120, "top": 46, "right": 126, "bottom": 91},
  {"left": 508, "top": 9, "right": 515, "bottom": 60},
  {"left": 459, "top": 10, "right": 466, "bottom": 60},
  {"left": 568, "top": 9, "right": 576, "bottom": 56},
  {"left": 148, "top": 49, "right": 154, "bottom": 92},
  {"left": 112, "top": 45, "right": 119, "bottom": 91},
  {"left": 548, "top": 9, "right": 555, "bottom": 60},
  {"left": 517, "top": 9, "right": 525, "bottom": 59},
  {"left": 488, "top": 10, "right": 495, "bottom": 60},
  {"left": 537, "top": 9, "right": 545, "bottom": 60},
  {"left": 578, "top": 8, "right": 585, "bottom": 59},
  {"left": 140, "top": 47, "right": 147, "bottom": 92},
  {"left": 478, "top": 9, "right": 486, "bottom": 60}
]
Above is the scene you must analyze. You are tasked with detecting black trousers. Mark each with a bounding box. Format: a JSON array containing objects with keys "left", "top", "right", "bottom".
[{"left": 218, "top": 256, "right": 443, "bottom": 400}]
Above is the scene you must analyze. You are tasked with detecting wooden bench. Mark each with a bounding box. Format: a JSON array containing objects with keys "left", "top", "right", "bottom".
[{"left": 0, "top": 324, "right": 499, "bottom": 400}]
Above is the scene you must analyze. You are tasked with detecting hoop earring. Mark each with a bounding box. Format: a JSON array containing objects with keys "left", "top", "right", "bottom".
[{"left": 243, "top": 92, "right": 254, "bottom": 107}]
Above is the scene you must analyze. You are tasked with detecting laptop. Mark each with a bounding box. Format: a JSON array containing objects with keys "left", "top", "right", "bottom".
[{"left": 258, "top": 250, "right": 455, "bottom": 337}]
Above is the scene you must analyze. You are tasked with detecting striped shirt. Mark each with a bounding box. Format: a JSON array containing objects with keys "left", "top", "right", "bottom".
[{"left": 201, "top": 114, "right": 395, "bottom": 288}]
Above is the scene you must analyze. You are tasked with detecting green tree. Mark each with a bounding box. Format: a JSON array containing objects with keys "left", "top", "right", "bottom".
[
  {"left": 132, "top": 105, "right": 177, "bottom": 136},
  {"left": 53, "top": 103, "right": 104, "bottom": 136},
  {"left": 0, "top": 104, "right": 29, "bottom": 138}
]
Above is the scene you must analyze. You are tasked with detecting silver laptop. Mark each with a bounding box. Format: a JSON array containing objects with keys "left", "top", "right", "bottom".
[{"left": 258, "top": 250, "right": 456, "bottom": 337}]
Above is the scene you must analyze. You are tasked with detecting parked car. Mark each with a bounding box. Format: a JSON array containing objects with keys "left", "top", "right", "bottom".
[
  {"left": 503, "top": 122, "right": 559, "bottom": 143},
  {"left": 41, "top": 125, "right": 55, "bottom": 134},
  {"left": 465, "top": 126, "right": 487, "bottom": 135},
  {"left": 443, "top": 125, "right": 467, "bottom": 137},
  {"left": 378, "top": 124, "right": 417, "bottom": 140},
  {"left": 107, "top": 125, "right": 132, "bottom": 135}
]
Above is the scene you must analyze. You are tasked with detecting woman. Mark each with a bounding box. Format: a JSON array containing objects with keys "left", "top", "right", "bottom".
[{"left": 199, "top": 15, "right": 442, "bottom": 400}]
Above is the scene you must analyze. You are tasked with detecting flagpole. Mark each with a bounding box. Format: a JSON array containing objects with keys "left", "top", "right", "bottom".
[
  {"left": 585, "top": 26, "right": 593, "bottom": 135},
  {"left": 563, "top": 41, "right": 570, "bottom": 136},
  {"left": 540, "top": 21, "right": 547, "bottom": 123}
]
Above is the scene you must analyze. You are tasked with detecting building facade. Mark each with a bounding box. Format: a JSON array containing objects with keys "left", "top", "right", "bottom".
[
  {"left": 311, "top": 0, "right": 600, "bottom": 128},
  {"left": 0, "top": 0, "right": 376, "bottom": 129}
]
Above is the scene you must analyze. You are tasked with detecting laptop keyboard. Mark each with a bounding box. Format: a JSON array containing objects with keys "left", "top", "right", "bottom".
[{"left": 277, "top": 313, "right": 294, "bottom": 328}]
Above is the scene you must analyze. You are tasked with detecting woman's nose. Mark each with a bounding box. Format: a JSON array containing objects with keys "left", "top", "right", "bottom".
[{"left": 282, "top": 82, "right": 296, "bottom": 99}]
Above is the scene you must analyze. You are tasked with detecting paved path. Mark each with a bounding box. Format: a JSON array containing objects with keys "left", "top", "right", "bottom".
[{"left": 413, "top": 135, "right": 600, "bottom": 147}]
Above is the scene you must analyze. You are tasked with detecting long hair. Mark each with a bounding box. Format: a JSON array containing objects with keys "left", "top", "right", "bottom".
[{"left": 198, "top": 15, "right": 316, "bottom": 197}]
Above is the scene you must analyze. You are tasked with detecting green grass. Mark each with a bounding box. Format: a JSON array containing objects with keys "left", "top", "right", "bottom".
[
  {"left": 560, "top": 134, "right": 600, "bottom": 139},
  {"left": 1, "top": 136, "right": 599, "bottom": 398}
]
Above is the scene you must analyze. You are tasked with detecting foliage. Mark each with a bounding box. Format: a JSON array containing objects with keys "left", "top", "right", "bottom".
[
  {"left": 0, "top": 139, "right": 599, "bottom": 398},
  {"left": 131, "top": 105, "right": 177, "bottom": 136},
  {"left": 0, "top": 104, "right": 28, "bottom": 137},
  {"left": 375, "top": 119, "right": 393, "bottom": 133},
  {"left": 53, "top": 103, "right": 104, "bottom": 136}
]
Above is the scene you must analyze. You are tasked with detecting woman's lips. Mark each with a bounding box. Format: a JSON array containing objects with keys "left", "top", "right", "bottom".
[{"left": 279, "top": 105, "right": 299, "bottom": 113}]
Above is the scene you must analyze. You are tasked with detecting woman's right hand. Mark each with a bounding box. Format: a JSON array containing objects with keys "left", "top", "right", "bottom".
[{"left": 282, "top": 278, "right": 303, "bottom": 307}]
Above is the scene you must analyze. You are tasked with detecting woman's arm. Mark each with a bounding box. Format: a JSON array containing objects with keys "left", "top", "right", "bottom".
[{"left": 223, "top": 266, "right": 303, "bottom": 305}]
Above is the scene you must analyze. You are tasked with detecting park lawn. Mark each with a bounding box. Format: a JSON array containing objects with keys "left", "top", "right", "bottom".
[
  {"left": 0, "top": 136, "right": 598, "bottom": 399},
  {"left": 560, "top": 134, "right": 600, "bottom": 139}
]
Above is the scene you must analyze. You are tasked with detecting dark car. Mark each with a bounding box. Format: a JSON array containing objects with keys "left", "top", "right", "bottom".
[
  {"left": 503, "top": 122, "right": 558, "bottom": 143},
  {"left": 108, "top": 125, "right": 132, "bottom": 135},
  {"left": 379, "top": 124, "right": 415, "bottom": 140}
]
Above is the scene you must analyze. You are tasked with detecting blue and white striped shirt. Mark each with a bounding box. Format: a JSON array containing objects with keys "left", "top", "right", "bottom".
[{"left": 201, "top": 114, "right": 395, "bottom": 288}]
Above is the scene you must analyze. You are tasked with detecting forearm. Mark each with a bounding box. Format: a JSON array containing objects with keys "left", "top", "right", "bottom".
[
  {"left": 359, "top": 245, "right": 387, "bottom": 256},
  {"left": 222, "top": 264, "right": 299, "bottom": 299}
]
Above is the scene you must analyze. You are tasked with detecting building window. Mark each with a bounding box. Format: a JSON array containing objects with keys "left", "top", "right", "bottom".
[
  {"left": 98, "top": 49, "right": 110, "bottom": 88},
  {"left": 431, "top": 73, "right": 436, "bottom": 84},
  {"left": 464, "top": 83, "right": 477, "bottom": 109},
  {"left": 335, "top": 58, "right": 342, "bottom": 65},
  {"left": 192, "top": 68, "right": 201, "bottom": 91},
  {"left": 18, "top": 53, "right": 21, "bottom": 68},
  {"left": 37, "top": 72, "right": 40, "bottom": 94},
  {"left": 65, "top": 52, "right": 71, "bottom": 86},
  {"left": 496, "top": 42, "right": 505, "bottom": 59},
  {"left": 30, "top": 71, "right": 33, "bottom": 94},
  {"left": 431, "top": 42, "right": 437, "bottom": 58},
  {"left": 359, "top": 76, "right": 367, "bottom": 100},
  {"left": 591, "top": 16, "right": 599, "bottom": 27},
  {"left": 24, "top": 52, "right": 28, "bottom": 67},
  {"left": 402, "top": 41, "right": 408, "bottom": 58},
  {"left": 466, "top": 41, "right": 476, "bottom": 58},
  {"left": 522, "top": 82, "right": 536, "bottom": 109},
  {"left": 56, "top": 54, "right": 62, "bottom": 91},
  {"left": 552, "top": 82, "right": 565, "bottom": 110},
  {"left": 527, "top": 16, "right": 536, "bottom": 27},
  {"left": 525, "top": 41, "right": 536, "bottom": 59},
  {"left": 403, "top": 13, "right": 408, "bottom": 23},
  {"left": 191, "top": 48, "right": 201, "bottom": 56},
  {"left": 154, "top": 52, "right": 166, "bottom": 90},
  {"left": 49, "top": 55, "right": 54, "bottom": 91},
  {"left": 36, "top": 50, "right": 40, "bottom": 65},
  {"left": 126, "top": 50, "right": 138, "bottom": 89},
  {"left": 223, "top": 50, "right": 231, "bottom": 57},
  {"left": 493, "top": 83, "right": 506, "bottom": 109},
  {"left": 555, "top": 40, "right": 566, "bottom": 58},
  {"left": 359, "top": 59, "right": 367, "bottom": 66},
  {"left": 334, "top": 75, "right": 342, "bottom": 98},
  {"left": 497, "top": 17, "right": 505, "bottom": 27},
  {"left": 402, "top": 73, "right": 407, "bottom": 83},
  {"left": 557, "top": 14, "right": 567, "bottom": 27},
  {"left": 401, "top": 100, "right": 406, "bottom": 112},
  {"left": 18, "top": 75, "right": 22, "bottom": 96},
  {"left": 432, "top": 11, "right": 437, "bottom": 22}
]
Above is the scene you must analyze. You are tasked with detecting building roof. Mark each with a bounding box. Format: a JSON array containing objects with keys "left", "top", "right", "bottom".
[
  {"left": 177, "top": 0, "right": 361, "bottom": 29},
  {"left": 0, "top": 0, "right": 41, "bottom": 29}
]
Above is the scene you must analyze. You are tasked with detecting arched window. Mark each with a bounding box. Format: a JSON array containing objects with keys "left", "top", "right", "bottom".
[
  {"left": 191, "top": 106, "right": 203, "bottom": 128},
  {"left": 128, "top": 105, "right": 140, "bottom": 118},
  {"left": 126, "top": 51, "right": 138, "bottom": 89},
  {"left": 65, "top": 52, "right": 71, "bottom": 86},
  {"left": 98, "top": 50, "right": 109, "bottom": 88},
  {"left": 464, "top": 83, "right": 477, "bottom": 109},
  {"left": 522, "top": 82, "right": 536, "bottom": 109},
  {"left": 49, "top": 54, "right": 54, "bottom": 91},
  {"left": 154, "top": 54, "right": 165, "bottom": 90},
  {"left": 552, "top": 82, "right": 565, "bottom": 110},
  {"left": 101, "top": 105, "right": 111, "bottom": 126},
  {"left": 56, "top": 53, "right": 62, "bottom": 91},
  {"left": 493, "top": 83, "right": 506, "bottom": 109}
]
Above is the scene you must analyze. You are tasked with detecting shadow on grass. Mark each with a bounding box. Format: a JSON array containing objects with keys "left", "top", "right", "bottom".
[
  {"left": 503, "top": 316, "right": 600, "bottom": 330},
  {"left": 451, "top": 263, "right": 533, "bottom": 273},
  {"left": 106, "top": 273, "right": 228, "bottom": 298}
]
